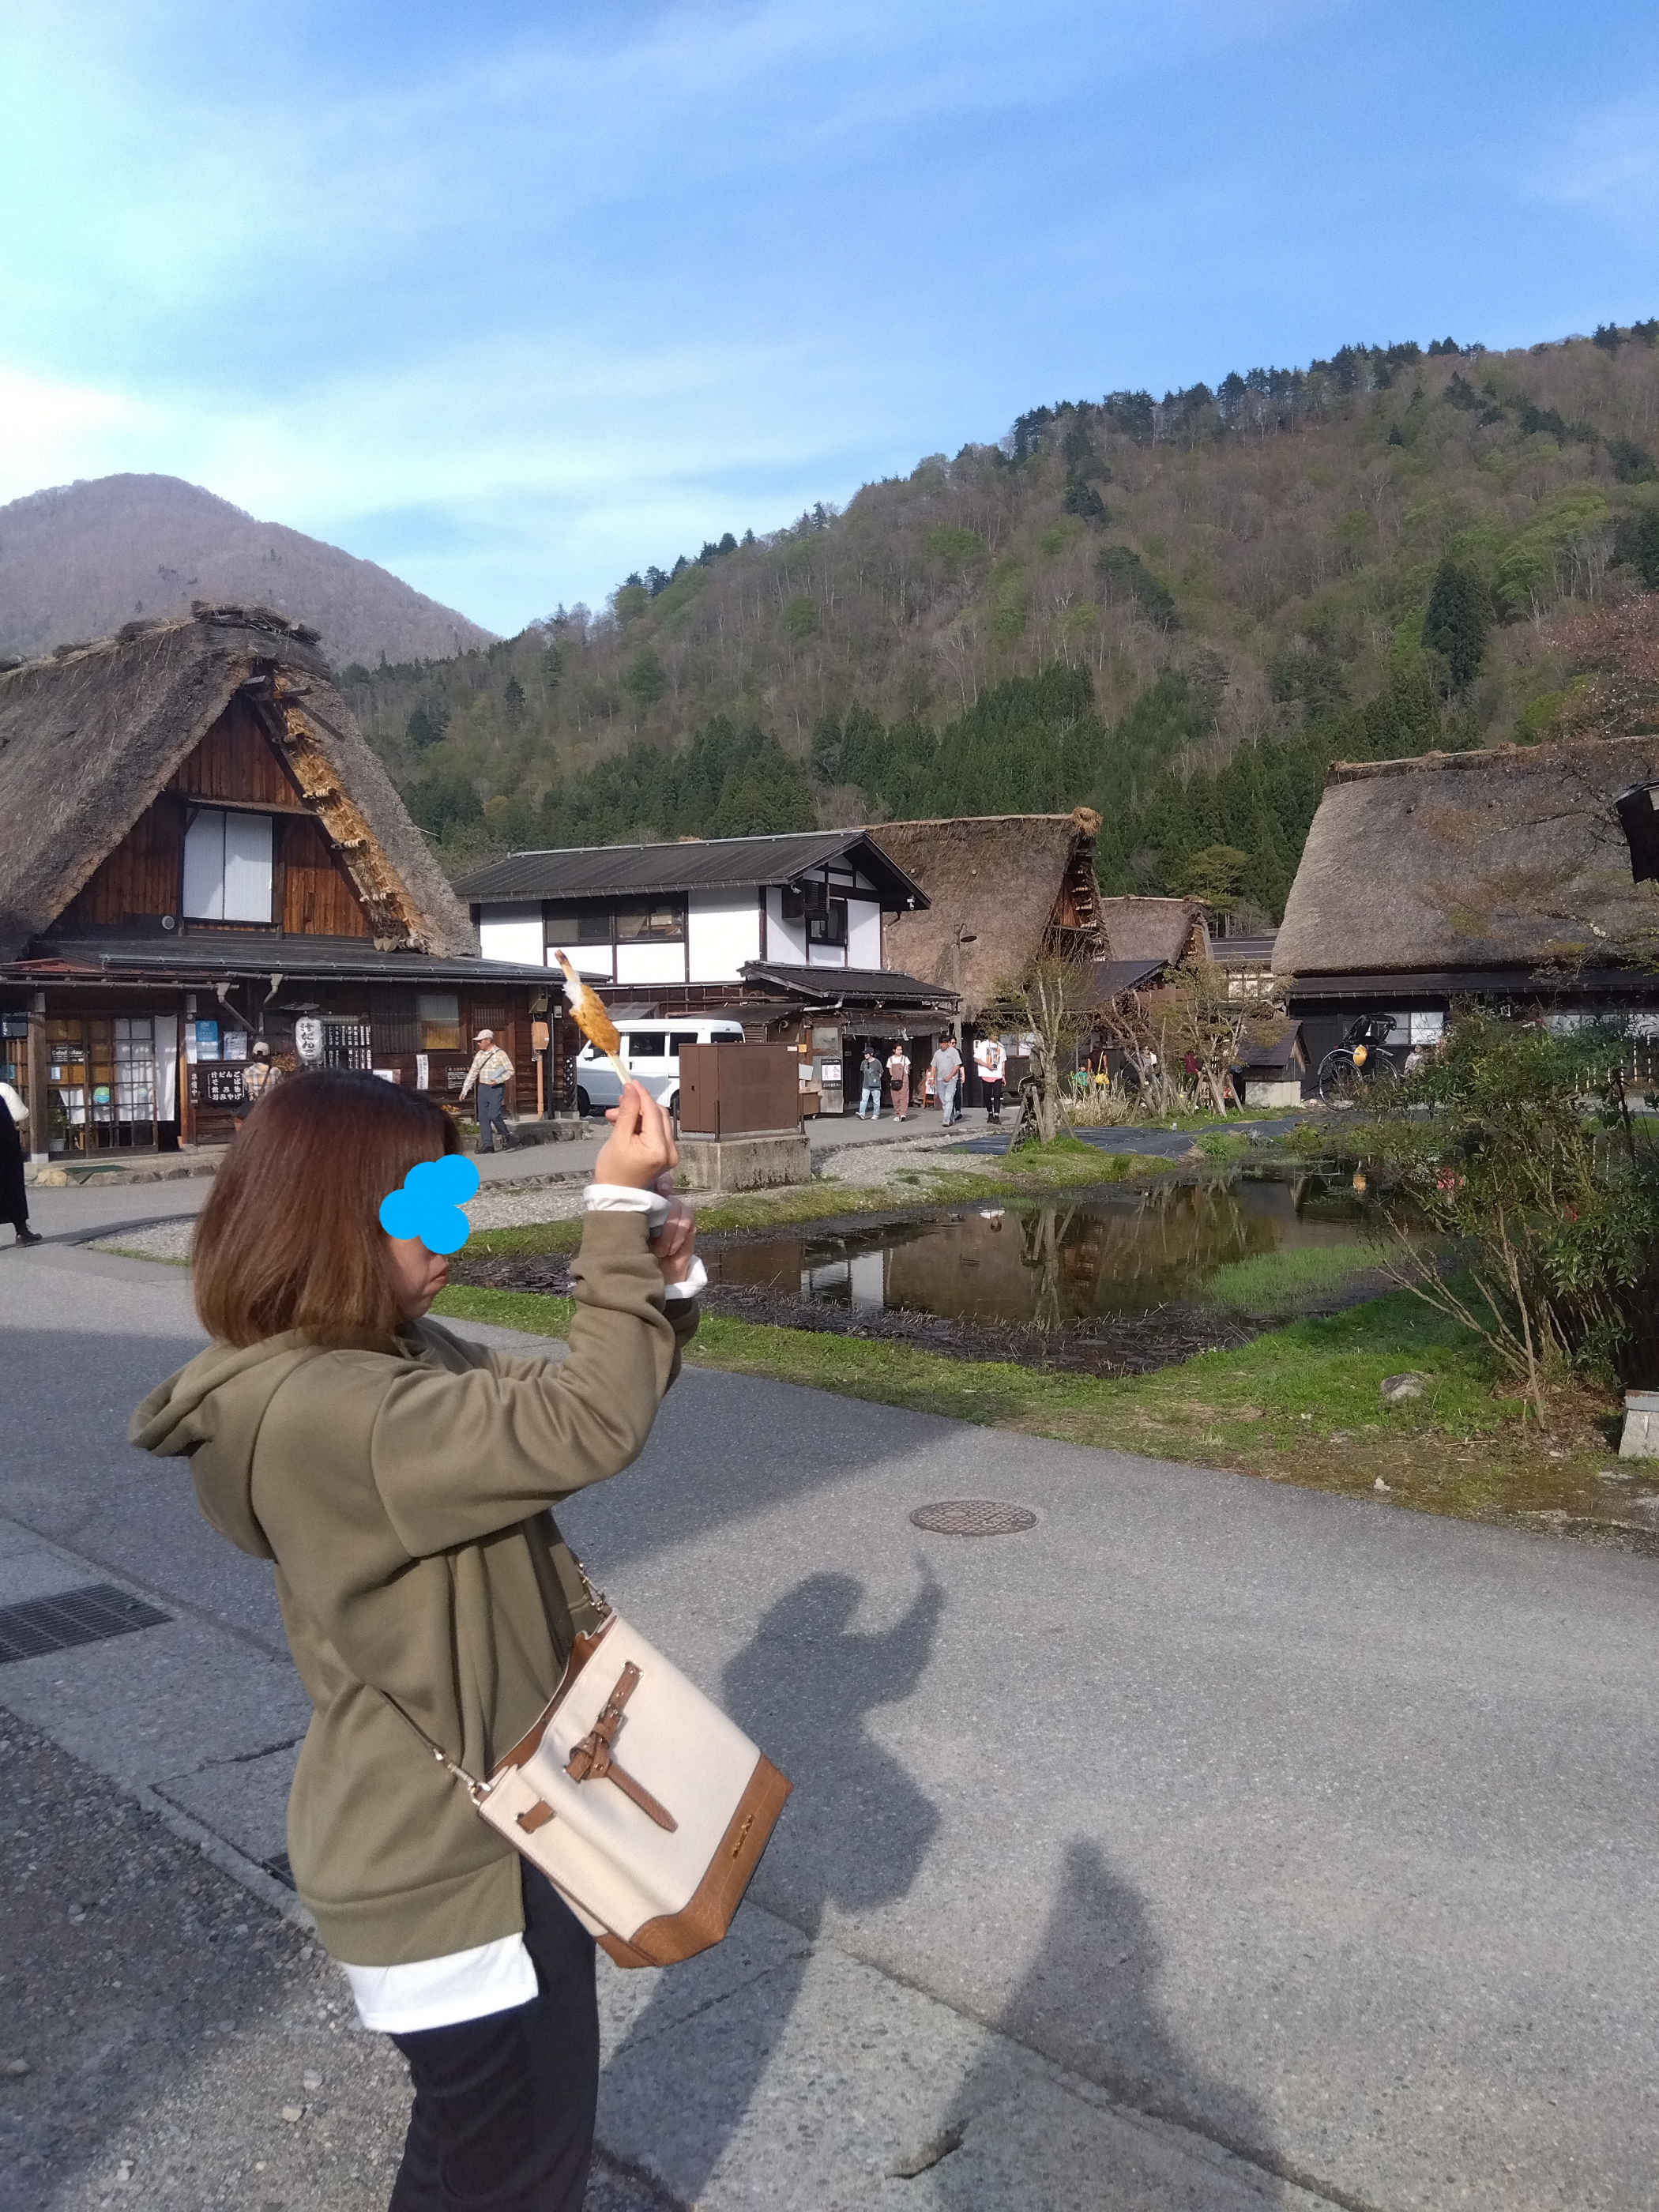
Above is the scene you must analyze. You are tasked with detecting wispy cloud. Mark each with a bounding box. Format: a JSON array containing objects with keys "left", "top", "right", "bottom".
[
  {"left": 0, "top": 366, "right": 158, "bottom": 506},
  {"left": 1533, "top": 87, "right": 1659, "bottom": 219},
  {"left": 4, "top": 0, "right": 1658, "bottom": 630}
]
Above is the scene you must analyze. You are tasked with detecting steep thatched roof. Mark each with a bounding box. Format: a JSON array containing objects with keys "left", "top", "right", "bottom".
[
  {"left": 1096, "top": 896, "right": 1209, "bottom": 968},
  {"left": 1274, "top": 739, "right": 1659, "bottom": 980},
  {"left": 867, "top": 811, "right": 1103, "bottom": 1012},
  {"left": 0, "top": 604, "right": 477, "bottom": 962}
]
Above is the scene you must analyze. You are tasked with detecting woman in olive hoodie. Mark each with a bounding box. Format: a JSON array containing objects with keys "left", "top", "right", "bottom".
[{"left": 131, "top": 1066, "right": 701, "bottom": 2212}]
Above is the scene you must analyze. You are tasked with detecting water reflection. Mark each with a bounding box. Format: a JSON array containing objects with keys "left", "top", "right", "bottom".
[{"left": 705, "top": 1176, "right": 1376, "bottom": 1330}]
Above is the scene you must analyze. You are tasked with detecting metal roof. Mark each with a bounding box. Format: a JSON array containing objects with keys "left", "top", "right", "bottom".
[
  {"left": 2, "top": 935, "right": 559, "bottom": 991},
  {"left": 1283, "top": 965, "right": 1659, "bottom": 1003},
  {"left": 1233, "top": 1021, "right": 1304, "bottom": 1070},
  {"left": 739, "top": 961, "right": 958, "bottom": 1009},
  {"left": 1090, "top": 956, "right": 1168, "bottom": 999},
  {"left": 1211, "top": 934, "right": 1278, "bottom": 964},
  {"left": 454, "top": 831, "right": 927, "bottom": 908}
]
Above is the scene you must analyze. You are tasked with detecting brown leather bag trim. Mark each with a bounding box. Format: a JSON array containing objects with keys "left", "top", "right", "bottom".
[
  {"left": 607, "top": 1755, "right": 792, "bottom": 1969},
  {"left": 497, "top": 1625, "right": 612, "bottom": 1774},
  {"left": 597, "top": 1930, "right": 657, "bottom": 1969}
]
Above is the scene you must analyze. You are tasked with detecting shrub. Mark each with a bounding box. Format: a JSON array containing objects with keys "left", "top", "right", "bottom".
[{"left": 1371, "top": 1011, "right": 1659, "bottom": 1420}]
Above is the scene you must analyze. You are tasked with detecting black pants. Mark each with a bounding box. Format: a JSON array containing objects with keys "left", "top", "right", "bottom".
[
  {"left": 0, "top": 1104, "right": 28, "bottom": 1232},
  {"left": 982, "top": 1079, "right": 1004, "bottom": 1123},
  {"left": 389, "top": 1867, "right": 598, "bottom": 2212}
]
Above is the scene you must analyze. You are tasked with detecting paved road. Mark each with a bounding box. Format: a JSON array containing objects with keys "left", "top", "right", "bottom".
[
  {"left": 2, "top": 1240, "right": 1656, "bottom": 2209},
  {"left": 14, "top": 1106, "right": 934, "bottom": 1250}
]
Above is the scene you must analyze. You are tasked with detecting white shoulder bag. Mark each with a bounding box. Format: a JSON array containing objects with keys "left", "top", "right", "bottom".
[{"left": 386, "top": 1548, "right": 790, "bottom": 1969}]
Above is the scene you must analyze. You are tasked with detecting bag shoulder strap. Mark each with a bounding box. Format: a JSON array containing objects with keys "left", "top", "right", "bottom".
[
  {"left": 377, "top": 1688, "right": 487, "bottom": 1803},
  {"left": 549, "top": 1537, "right": 609, "bottom": 1637},
  {"left": 375, "top": 1537, "right": 611, "bottom": 1799}
]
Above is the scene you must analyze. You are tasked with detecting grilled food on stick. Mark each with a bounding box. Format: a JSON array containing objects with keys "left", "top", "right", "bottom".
[{"left": 554, "top": 951, "right": 631, "bottom": 1091}]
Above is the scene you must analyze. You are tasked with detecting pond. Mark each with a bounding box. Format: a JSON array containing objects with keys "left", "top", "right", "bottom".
[{"left": 705, "top": 1174, "right": 1389, "bottom": 1332}]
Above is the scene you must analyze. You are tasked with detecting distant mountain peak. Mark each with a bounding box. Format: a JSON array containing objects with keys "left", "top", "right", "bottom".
[{"left": 0, "top": 472, "right": 495, "bottom": 669}]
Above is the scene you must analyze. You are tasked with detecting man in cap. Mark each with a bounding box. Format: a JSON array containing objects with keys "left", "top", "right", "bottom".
[
  {"left": 234, "top": 1040, "right": 281, "bottom": 1132},
  {"left": 460, "top": 1029, "right": 517, "bottom": 1152}
]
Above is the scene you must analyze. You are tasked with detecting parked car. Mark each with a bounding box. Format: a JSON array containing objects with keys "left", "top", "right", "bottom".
[{"left": 574, "top": 1018, "right": 747, "bottom": 1120}]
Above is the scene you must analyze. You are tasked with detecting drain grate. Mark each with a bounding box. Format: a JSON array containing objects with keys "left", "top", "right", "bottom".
[
  {"left": 0, "top": 1583, "right": 172, "bottom": 1664},
  {"left": 263, "top": 1850, "right": 296, "bottom": 1891},
  {"left": 909, "top": 1499, "right": 1038, "bottom": 1538}
]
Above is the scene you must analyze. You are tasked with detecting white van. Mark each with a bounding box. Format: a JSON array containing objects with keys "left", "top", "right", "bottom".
[{"left": 574, "top": 1017, "right": 747, "bottom": 1119}]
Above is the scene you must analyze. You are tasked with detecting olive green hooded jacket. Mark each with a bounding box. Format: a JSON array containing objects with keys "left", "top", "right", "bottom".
[{"left": 129, "top": 1213, "right": 695, "bottom": 1967}]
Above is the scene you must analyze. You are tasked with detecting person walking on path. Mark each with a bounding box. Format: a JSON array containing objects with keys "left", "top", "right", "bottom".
[
  {"left": 0, "top": 1080, "right": 42, "bottom": 1247},
  {"left": 460, "top": 1029, "right": 517, "bottom": 1153},
  {"left": 931, "top": 1036, "right": 964, "bottom": 1127},
  {"left": 857, "top": 1044, "right": 884, "bottom": 1120},
  {"left": 233, "top": 1040, "right": 280, "bottom": 1133},
  {"left": 975, "top": 1035, "right": 1007, "bottom": 1125},
  {"left": 130, "top": 1068, "right": 702, "bottom": 2212},
  {"left": 886, "top": 1041, "right": 911, "bottom": 1122}
]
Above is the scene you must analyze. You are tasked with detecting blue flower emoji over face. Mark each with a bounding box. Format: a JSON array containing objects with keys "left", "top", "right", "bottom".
[{"left": 378, "top": 1155, "right": 481, "bottom": 1255}]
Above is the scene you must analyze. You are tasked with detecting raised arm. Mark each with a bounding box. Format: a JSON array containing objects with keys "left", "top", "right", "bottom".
[
  {"left": 368, "top": 1212, "right": 689, "bottom": 1553},
  {"left": 370, "top": 1082, "right": 692, "bottom": 1554}
]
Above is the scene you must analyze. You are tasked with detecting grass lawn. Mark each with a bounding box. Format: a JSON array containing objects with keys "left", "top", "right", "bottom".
[
  {"left": 1200, "top": 1243, "right": 1387, "bottom": 1318},
  {"left": 431, "top": 1280, "right": 1646, "bottom": 1540}
]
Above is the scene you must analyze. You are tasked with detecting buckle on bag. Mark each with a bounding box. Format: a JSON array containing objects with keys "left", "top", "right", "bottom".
[{"left": 565, "top": 1662, "right": 678, "bottom": 1832}]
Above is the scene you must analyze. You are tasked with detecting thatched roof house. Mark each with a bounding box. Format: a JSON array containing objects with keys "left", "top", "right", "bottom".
[
  {"left": 1273, "top": 738, "right": 1659, "bottom": 1080},
  {"left": 1095, "top": 895, "right": 1209, "bottom": 971},
  {"left": 0, "top": 605, "right": 557, "bottom": 1157},
  {"left": 0, "top": 604, "right": 473, "bottom": 961},
  {"left": 868, "top": 810, "right": 1105, "bottom": 1014},
  {"left": 1276, "top": 739, "right": 1659, "bottom": 991}
]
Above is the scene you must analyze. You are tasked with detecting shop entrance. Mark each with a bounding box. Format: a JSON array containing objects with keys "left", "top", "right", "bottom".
[{"left": 44, "top": 1014, "right": 160, "bottom": 1153}]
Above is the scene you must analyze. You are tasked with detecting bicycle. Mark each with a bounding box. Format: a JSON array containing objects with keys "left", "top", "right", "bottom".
[{"left": 1317, "top": 1016, "right": 1401, "bottom": 1108}]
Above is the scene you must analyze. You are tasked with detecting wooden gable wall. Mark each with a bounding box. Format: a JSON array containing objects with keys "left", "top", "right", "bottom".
[
  {"left": 1051, "top": 843, "right": 1104, "bottom": 938},
  {"left": 50, "top": 696, "right": 371, "bottom": 939}
]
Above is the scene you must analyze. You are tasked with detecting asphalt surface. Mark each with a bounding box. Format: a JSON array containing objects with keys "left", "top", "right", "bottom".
[
  {"left": 0, "top": 1717, "right": 668, "bottom": 2212},
  {"left": 2, "top": 1223, "right": 1657, "bottom": 2207}
]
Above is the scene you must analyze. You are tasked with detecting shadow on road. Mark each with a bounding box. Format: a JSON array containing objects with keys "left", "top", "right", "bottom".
[
  {"left": 926, "top": 1837, "right": 1296, "bottom": 2205},
  {"left": 600, "top": 1566, "right": 945, "bottom": 2200}
]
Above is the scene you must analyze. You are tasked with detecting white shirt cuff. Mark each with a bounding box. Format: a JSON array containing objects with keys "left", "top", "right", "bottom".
[
  {"left": 583, "top": 1183, "right": 671, "bottom": 1232},
  {"left": 664, "top": 1256, "right": 707, "bottom": 1304}
]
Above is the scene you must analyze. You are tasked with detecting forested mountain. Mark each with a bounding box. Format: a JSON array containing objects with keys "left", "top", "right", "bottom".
[
  {"left": 340, "top": 323, "right": 1659, "bottom": 922},
  {"left": 0, "top": 475, "right": 495, "bottom": 669}
]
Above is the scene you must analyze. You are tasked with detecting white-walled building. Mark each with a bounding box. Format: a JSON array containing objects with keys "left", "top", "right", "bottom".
[
  {"left": 457, "top": 830, "right": 933, "bottom": 1000},
  {"left": 455, "top": 833, "right": 958, "bottom": 1112}
]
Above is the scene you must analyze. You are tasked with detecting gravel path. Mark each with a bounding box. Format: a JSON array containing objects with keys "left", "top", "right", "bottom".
[{"left": 0, "top": 1721, "right": 672, "bottom": 2211}]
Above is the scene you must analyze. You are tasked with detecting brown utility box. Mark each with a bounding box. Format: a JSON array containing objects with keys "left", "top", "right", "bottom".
[{"left": 679, "top": 1043, "right": 800, "bottom": 1138}]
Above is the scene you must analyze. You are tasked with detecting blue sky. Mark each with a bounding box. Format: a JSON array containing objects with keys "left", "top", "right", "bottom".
[{"left": 4, "top": 0, "right": 1659, "bottom": 634}]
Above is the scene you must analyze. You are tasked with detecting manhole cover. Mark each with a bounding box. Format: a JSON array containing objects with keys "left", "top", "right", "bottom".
[{"left": 908, "top": 1499, "right": 1037, "bottom": 1537}]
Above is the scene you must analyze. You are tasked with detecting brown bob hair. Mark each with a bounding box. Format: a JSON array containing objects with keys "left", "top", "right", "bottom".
[{"left": 194, "top": 1068, "right": 459, "bottom": 1346}]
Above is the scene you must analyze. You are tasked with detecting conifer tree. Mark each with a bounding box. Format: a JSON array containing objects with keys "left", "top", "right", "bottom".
[{"left": 1421, "top": 561, "right": 1490, "bottom": 692}]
